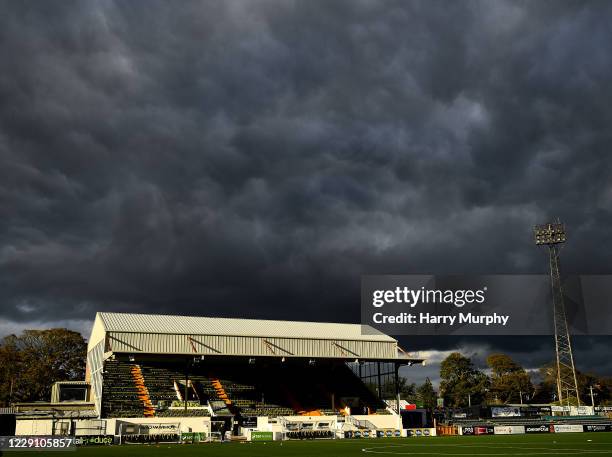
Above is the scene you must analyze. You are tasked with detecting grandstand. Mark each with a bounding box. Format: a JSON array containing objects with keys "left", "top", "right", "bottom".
[{"left": 86, "top": 312, "right": 423, "bottom": 426}]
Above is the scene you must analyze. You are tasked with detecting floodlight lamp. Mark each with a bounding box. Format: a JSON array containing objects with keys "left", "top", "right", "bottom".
[{"left": 533, "top": 222, "right": 566, "bottom": 245}]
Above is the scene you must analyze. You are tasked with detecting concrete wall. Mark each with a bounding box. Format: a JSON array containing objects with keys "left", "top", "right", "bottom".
[
  {"left": 15, "top": 419, "right": 53, "bottom": 436},
  {"left": 352, "top": 414, "right": 402, "bottom": 429}
]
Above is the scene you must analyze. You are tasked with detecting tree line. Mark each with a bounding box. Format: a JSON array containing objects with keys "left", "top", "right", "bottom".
[
  {"left": 0, "top": 329, "right": 86, "bottom": 406},
  {"left": 404, "top": 352, "right": 612, "bottom": 408}
]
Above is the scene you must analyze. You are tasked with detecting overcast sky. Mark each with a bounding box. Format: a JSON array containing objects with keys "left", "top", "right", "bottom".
[{"left": 2, "top": 0, "right": 612, "bottom": 386}]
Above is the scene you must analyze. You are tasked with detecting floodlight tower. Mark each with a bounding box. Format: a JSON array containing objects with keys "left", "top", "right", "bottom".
[{"left": 534, "top": 221, "right": 580, "bottom": 407}]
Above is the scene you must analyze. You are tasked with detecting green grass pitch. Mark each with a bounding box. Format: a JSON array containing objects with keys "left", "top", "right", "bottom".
[{"left": 28, "top": 433, "right": 612, "bottom": 457}]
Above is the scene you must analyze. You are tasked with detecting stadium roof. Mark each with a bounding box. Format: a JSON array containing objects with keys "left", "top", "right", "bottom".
[
  {"left": 97, "top": 312, "right": 396, "bottom": 342},
  {"left": 87, "top": 312, "right": 423, "bottom": 363}
]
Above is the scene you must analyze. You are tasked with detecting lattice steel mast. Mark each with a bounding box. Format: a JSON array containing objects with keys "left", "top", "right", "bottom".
[{"left": 534, "top": 222, "right": 580, "bottom": 406}]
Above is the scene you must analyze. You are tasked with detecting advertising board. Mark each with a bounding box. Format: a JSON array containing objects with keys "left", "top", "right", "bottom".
[
  {"left": 583, "top": 424, "right": 612, "bottom": 432},
  {"left": 251, "top": 431, "right": 274, "bottom": 441},
  {"left": 491, "top": 407, "right": 521, "bottom": 418},
  {"left": 406, "top": 428, "right": 435, "bottom": 437},
  {"left": 552, "top": 424, "right": 583, "bottom": 433},
  {"left": 494, "top": 425, "right": 525, "bottom": 435},
  {"left": 75, "top": 436, "right": 114, "bottom": 446},
  {"left": 571, "top": 406, "right": 594, "bottom": 416},
  {"left": 525, "top": 425, "right": 550, "bottom": 434},
  {"left": 376, "top": 430, "right": 402, "bottom": 438},
  {"left": 462, "top": 425, "right": 494, "bottom": 436},
  {"left": 551, "top": 406, "right": 571, "bottom": 413}
]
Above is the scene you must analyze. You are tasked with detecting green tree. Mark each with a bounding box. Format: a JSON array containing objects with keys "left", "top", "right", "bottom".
[
  {"left": 380, "top": 377, "right": 416, "bottom": 402},
  {"left": 439, "top": 352, "right": 489, "bottom": 407},
  {"left": 593, "top": 377, "right": 612, "bottom": 406},
  {"left": 0, "top": 335, "right": 22, "bottom": 406},
  {"left": 416, "top": 377, "right": 437, "bottom": 410},
  {"left": 531, "top": 362, "right": 557, "bottom": 403},
  {"left": 486, "top": 353, "right": 533, "bottom": 404},
  {"left": 0, "top": 329, "right": 86, "bottom": 404},
  {"left": 399, "top": 378, "right": 417, "bottom": 402},
  {"left": 537, "top": 361, "right": 612, "bottom": 406}
]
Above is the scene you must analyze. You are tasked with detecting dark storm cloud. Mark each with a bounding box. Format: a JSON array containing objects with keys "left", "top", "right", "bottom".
[{"left": 1, "top": 0, "right": 612, "bottom": 373}]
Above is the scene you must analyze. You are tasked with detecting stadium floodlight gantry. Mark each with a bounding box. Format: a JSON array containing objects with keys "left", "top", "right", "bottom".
[
  {"left": 86, "top": 312, "right": 423, "bottom": 420},
  {"left": 534, "top": 222, "right": 580, "bottom": 407}
]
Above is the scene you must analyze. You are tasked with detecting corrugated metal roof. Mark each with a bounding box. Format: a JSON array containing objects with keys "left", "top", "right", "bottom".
[{"left": 97, "top": 312, "right": 395, "bottom": 342}]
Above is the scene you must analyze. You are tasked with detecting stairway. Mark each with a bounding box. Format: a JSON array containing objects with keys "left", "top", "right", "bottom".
[
  {"left": 131, "top": 365, "right": 155, "bottom": 417},
  {"left": 210, "top": 379, "right": 238, "bottom": 416},
  {"left": 211, "top": 379, "right": 232, "bottom": 404}
]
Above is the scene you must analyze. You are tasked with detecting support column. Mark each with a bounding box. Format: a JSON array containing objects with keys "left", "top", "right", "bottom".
[
  {"left": 377, "top": 362, "right": 382, "bottom": 399},
  {"left": 395, "top": 363, "right": 400, "bottom": 415},
  {"left": 185, "top": 358, "right": 189, "bottom": 412}
]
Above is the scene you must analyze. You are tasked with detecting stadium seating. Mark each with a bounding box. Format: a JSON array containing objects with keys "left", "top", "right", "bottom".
[
  {"left": 139, "top": 365, "right": 179, "bottom": 403},
  {"left": 101, "top": 358, "right": 388, "bottom": 418},
  {"left": 156, "top": 409, "right": 210, "bottom": 417},
  {"left": 101, "top": 360, "right": 144, "bottom": 418}
]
